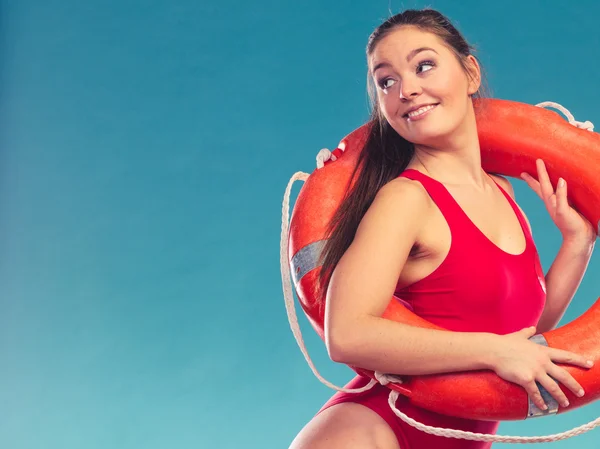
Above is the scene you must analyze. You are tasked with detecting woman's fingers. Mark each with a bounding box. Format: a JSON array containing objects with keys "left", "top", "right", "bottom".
[
  {"left": 537, "top": 373, "right": 570, "bottom": 408},
  {"left": 522, "top": 160, "right": 556, "bottom": 203},
  {"left": 521, "top": 172, "right": 542, "bottom": 198},
  {"left": 523, "top": 160, "right": 565, "bottom": 208},
  {"left": 536, "top": 159, "right": 555, "bottom": 203},
  {"left": 541, "top": 348, "right": 594, "bottom": 407},
  {"left": 546, "top": 364, "right": 585, "bottom": 399},
  {"left": 556, "top": 178, "right": 569, "bottom": 216},
  {"left": 548, "top": 347, "right": 593, "bottom": 369},
  {"left": 525, "top": 379, "right": 548, "bottom": 410}
]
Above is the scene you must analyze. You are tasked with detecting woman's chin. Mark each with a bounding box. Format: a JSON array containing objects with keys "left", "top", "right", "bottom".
[{"left": 405, "top": 130, "right": 446, "bottom": 147}]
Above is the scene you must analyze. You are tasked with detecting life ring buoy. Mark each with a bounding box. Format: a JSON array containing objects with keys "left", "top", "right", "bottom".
[{"left": 288, "top": 98, "right": 600, "bottom": 421}]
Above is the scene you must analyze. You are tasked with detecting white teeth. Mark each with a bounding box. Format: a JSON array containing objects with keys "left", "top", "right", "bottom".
[{"left": 407, "top": 104, "right": 436, "bottom": 118}]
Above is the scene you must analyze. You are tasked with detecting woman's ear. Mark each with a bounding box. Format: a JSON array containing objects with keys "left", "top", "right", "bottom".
[{"left": 466, "top": 55, "right": 481, "bottom": 96}]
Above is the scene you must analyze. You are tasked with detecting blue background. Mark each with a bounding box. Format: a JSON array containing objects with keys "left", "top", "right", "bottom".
[{"left": 1, "top": 0, "right": 599, "bottom": 447}]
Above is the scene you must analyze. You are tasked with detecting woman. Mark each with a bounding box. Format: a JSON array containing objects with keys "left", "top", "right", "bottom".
[{"left": 289, "top": 8, "right": 596, "bottom": 449}]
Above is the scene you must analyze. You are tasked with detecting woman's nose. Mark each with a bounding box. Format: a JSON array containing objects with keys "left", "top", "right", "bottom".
[{"left": 399, "top": 80, "right": 421, "bottom": 100}]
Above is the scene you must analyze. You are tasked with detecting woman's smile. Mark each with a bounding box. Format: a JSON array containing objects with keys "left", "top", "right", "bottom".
[{"left": 404, "top": 103, "right": 439, "bottom": 121}]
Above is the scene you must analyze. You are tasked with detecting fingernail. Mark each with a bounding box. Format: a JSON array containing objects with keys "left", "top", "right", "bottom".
[
  {"left": 559, "top": 178, "right": 565, "bottom": 187},
  {"left": 563, "top": 400, "right": 570, "bottom": 407},
  {"left": 542, "top": 403, "right": 548, "bottom": 410},
  {"left": 587, "top": 360, "right": 594, "bottom": 367},
  {"left": 578, "top": 389, "right": 585, "bottom": 397}
]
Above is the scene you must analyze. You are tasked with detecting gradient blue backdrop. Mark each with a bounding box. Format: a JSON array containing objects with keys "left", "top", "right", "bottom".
[{"left": 1, "top": 0, "right": 599, "bottom": 447}]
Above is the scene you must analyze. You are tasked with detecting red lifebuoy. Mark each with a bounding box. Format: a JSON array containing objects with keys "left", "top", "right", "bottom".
[{"left": 288, "top": 98, "right": 600, "bottom": 421}]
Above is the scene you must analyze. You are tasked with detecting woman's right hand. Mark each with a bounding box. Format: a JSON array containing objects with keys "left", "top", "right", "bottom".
[{"left": 488, "top": 326, "right": 594, "bottom": 410}]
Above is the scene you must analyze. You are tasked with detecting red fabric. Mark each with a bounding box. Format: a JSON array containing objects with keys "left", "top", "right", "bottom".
[{"left": 316, "top": 169, "right": 547, "bottom": 448}]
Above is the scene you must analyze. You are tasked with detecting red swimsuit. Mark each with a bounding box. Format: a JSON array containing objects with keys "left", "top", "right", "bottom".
[{"left": 316, "top": 169, "right": 547, "bottom": 449}]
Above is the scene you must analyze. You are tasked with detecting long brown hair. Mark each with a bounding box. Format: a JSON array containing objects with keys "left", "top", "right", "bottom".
[{"left": 318, "top": 8, "right": 490, "bottom": 299}]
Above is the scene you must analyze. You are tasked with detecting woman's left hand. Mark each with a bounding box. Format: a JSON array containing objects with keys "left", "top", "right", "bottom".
[{"left": 521, "top": 159, "right": 596, "bottom": 244}]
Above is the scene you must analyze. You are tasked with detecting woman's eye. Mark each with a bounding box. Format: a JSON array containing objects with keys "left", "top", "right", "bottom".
[
  {"left": 417, "top": 61, "right": 435, "bottom": 74},
  {"left": 379, "top": 78, "right": 396, "bottom": 89},
  {"left": 377, "top": 61, "right": 434, "bottom": 90}
]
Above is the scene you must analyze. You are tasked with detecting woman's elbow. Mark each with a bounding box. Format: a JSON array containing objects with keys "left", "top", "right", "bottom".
[{"left": 325, "top": 324, "right": 356, "bottom": 363}]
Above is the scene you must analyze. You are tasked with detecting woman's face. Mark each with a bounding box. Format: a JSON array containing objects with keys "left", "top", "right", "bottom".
[{"left": 369, "top": 26, "right": 480, "bottom": 147}]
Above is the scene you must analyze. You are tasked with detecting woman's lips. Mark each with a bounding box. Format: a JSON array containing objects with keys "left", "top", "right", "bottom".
[{"left": 404, "top": 103, "right": 439, "bottom": 121}]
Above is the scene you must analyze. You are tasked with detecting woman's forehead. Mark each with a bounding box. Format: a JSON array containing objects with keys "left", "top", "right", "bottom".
[{"left": 370, "top": 28, "right": 444, "bottom": 65}]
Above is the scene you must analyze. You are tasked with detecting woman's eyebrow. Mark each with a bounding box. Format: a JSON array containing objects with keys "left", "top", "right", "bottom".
[
  {"left": 372, "top": 47, "right": 438, "bottom": 73},
  {"left": 406, "top": 46, "right": 438, "bottom": 62}
]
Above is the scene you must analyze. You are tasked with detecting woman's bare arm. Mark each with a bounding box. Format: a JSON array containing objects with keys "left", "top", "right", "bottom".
[{"left": 325, "top": 178, "right": 497, "bottom": 375}]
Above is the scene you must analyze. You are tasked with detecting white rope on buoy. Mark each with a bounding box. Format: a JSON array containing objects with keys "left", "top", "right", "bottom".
[
  {"left": 386, "top": 390, "right": 600, "bottom": 443},
  {"left": 536, "top": 101, "right": 594, "bottom": 131},
  {"left": 316, "top": 148, "right": 336, "bottom": 169},
  {"left": 280, "top": 169, "right": 378, "bottom": 394}
]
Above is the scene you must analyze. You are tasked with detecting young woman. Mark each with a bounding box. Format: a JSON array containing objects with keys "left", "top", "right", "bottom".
[{"left": 289, "top": 8, "right": 596, "bottom": 449}]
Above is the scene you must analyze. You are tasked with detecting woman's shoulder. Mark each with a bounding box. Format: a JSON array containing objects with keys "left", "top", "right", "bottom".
[
  {"left": 364, "top": 175, "right": 433, "bottom": 223},
  {"left": 488, "top": 173, "right": 516, "bottom": 198},
  {"left": 351, "top": 175, "right": 432, "bottom": 266},
  {"left": 379, "top": 174, "right": 431, "bottom": 203}
]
